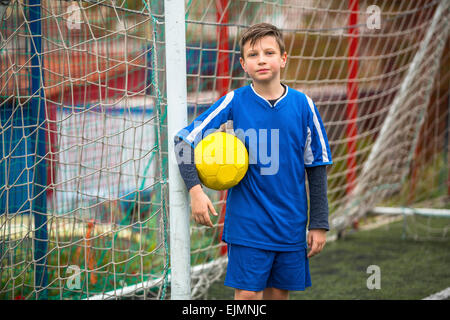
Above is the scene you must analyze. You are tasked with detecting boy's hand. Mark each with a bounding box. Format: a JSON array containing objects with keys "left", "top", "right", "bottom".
[
  {"left": 307, "top": 229, "right": 327, "bottom": 258},
  {"left": 189, "top": 185, "right": 218, "bottom": 227}
]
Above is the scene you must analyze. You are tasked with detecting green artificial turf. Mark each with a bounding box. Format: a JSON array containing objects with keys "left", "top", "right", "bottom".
[{"left": 206, "top": 216, "right": 450, "bottom": 300}]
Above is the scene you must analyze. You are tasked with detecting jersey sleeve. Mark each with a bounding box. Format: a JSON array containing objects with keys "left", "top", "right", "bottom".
[
  {"left": 304, "top": 95, "right": 333, "bottom": 167},
  {"left": 174, "top": 91, "right": 234, "bottom": 148}
]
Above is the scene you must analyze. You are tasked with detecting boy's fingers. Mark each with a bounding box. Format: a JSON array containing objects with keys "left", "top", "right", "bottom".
[
  {"left": 208, "top": 201, "right": 218, "bottom": 216},
  {"left": 190, "top": 201, "right": 217, "bottom": 227},
  {"left": 198, "top": 210, "right": 213, "bottom": 227},
  {"left": 195, "top": 214, "right": 204, "bottom": 225},
  {"left": 193, "top": 212, "right": 205, "bottom": 226},
  {"left": 307, "top": 248, "right": 316, "bottom": 258},
  {"left": 308, "top": 242, "right": 319, "bottom": 258},
  {"left": 204, "top": 212, "right": 213, "bottom": 227},
  {"left": 308, "top": 241, "right": 326, "bottom": 258}
]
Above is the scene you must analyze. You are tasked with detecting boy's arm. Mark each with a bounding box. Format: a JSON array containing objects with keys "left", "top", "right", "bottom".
[
  {"left": 173, "top": 92, "right": 234, "bottom": 226},
  {"left": 306, "top": 165, "right": 329, "bottom": 231},
  {"left": 174, "top": 136, "right": 202, "bottom": 191},
  {"left": 174, "top": 136, "right": 217, "bottom": 227},
  {"left": 303, "top": 95, "right": 332, "bottom": 257},
  {"left": 305, "top": 165, "right": 329, "bottom": 257}
]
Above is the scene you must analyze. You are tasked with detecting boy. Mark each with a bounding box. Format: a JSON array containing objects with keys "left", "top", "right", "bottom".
[{"left": 174, "top": 23, "right": 332, "bottom": 300}]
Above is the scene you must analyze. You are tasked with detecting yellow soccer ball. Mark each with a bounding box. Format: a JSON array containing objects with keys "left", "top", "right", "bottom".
[{"left": 194, "top": 132, "right": 249, "bottom": 190}]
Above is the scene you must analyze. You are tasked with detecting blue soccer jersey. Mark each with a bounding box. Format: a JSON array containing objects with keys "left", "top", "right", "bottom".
[{"left": 175, "top": 84, "right": 332, "bottom": 251}]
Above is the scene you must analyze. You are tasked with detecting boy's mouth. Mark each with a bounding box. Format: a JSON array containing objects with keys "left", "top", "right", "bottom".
[{"left": 257, "top": 69, "right": 270, "bottom": 73}]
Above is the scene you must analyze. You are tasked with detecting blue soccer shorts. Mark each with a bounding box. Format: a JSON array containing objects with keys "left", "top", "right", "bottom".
[{"left": 224, "top": 243, "right": 312, "bottom": 292}]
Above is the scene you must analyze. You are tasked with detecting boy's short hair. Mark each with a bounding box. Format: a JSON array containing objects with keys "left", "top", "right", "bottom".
[{"left": 239, "top": 23, "right": 285, "bottom": 58}]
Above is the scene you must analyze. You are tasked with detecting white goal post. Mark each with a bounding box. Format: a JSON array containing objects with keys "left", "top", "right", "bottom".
[{"left": 165, "top": 0, "right": 191, "bottom": 300}]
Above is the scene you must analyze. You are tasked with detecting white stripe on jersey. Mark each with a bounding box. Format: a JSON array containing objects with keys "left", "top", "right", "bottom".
[
  {"left": 305, "top": 95, "right": 329, "bottom": 163},
  {"left": 304, "top": 127, "right": 314, "bottom": 165},
  {"left": 186, "top": 91, "right": 234, "bottom": 144}
]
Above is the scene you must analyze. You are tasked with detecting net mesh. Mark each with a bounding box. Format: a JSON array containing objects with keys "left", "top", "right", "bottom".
[
  {"left": 0, "top": 0, "right": 449, "bottom": 300},
  {"left": 1, "top": 0, "right": 170, "bottom": 300}
]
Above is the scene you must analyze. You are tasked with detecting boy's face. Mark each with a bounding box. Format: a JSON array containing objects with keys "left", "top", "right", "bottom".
[{"left": 240, "top": 36, "right": 287, "bottom": 85}]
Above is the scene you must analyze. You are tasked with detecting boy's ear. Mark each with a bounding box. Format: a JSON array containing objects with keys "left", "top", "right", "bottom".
[
  {"left": 239, "top": 57, "right": 247, "bottom": 72},
  {"left": 281, "top": 51, "right": 287, "bottom": 68}
]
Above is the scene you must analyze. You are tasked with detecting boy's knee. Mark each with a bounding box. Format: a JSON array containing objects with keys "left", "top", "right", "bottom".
[
  {"left": 234, "top": 289, "right": 263, "bottom": 300},
  {"left": 263, "top": 287, "right": 289, "bottom": 300}
]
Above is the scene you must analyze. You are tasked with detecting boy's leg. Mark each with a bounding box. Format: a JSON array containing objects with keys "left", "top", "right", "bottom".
[
  {"left": 225, "top": 244, "right": 275, "bottom": 298},
  {"left": 265, "top": 249, "right": 312, "bottom": 294},
  {"left": 262, "top": 287, "right": 289, "bottom": 300},
  {"left": 234, "top": 289, "right": 264, "bottom": 300}
]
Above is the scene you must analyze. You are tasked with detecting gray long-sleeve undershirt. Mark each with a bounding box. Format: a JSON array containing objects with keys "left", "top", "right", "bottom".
[{"left": 173, "top": 136, "right": 330, "bottom": 231}]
